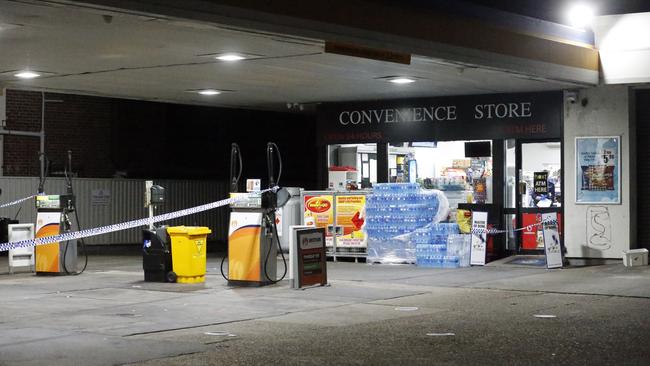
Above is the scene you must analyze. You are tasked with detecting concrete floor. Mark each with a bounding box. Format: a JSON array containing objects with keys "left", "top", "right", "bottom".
[{"left": 0, "top": 255, "right": 649, "bottom": 365}]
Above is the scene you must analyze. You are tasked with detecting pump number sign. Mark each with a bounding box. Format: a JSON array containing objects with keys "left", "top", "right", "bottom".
[{"left": 296, "top": 228, "right": 327, "bottom": 287}]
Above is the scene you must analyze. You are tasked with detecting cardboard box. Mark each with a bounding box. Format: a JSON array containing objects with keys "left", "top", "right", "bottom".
[{"left": 622, "top": 249, "right": 648, "bottom": 267}]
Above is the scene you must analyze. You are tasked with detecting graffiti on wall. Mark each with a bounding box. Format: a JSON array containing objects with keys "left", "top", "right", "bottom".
[{"left": 586, "top": 206, "right": 612, "bottom": 251}]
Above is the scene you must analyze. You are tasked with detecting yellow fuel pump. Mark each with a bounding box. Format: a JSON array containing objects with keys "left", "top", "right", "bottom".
[{"left": 221, "top": 143, "right": 289, "bottom": 286}]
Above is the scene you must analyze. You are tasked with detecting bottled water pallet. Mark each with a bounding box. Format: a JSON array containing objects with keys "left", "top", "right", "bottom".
[{"left": 326, "top": 248, "right": 367, "bottom": 263}]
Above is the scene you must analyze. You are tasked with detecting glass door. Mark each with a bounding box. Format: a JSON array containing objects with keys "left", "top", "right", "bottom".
[
  {"left": 517, "top": 140, "right": 562, "bottom": 252},
  {"left": 503, "top": 139, "right": 563, "bottom": 253}
]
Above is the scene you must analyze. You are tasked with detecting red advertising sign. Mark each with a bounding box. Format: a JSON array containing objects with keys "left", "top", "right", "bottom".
[
  {"left": 522, "top": 213, "right": 562, "bottom": 250},
  {"left": 303, "top": 195, "right": 334, "bottom": 247}
]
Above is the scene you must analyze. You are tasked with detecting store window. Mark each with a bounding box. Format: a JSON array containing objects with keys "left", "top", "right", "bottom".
[
  {"left": 387, "top": 140, "right": 493, "bottom": 217},
  {"left": 327, "top": 144, "right": 377, "bottom": 190}
]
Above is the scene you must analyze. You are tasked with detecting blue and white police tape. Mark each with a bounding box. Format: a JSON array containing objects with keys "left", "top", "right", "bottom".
[
  {"left": 470, "top": 218, "right": 559, "bottom": 235},
  {"left": 0, "top": 187, "right": 278, "bottom": 252},
  {"left": 0, "top": 195, "right": 36, "bottom": 208}
]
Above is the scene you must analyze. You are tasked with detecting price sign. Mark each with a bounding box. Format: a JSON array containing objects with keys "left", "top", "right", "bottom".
[{"left": 470, "top": 211, "right": 488, "bottom": 266}]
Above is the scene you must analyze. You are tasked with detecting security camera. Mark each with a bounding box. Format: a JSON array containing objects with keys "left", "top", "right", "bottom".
[{"left": 566, "top": 91, "right": 578, "bottom": 104}]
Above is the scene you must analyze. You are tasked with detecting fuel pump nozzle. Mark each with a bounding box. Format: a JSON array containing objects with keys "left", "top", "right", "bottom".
[
  {"left": 229, "top": 143, "right": 242, "bottom": 193},
  {"left": 266, "top": 142, "right": 276, "bottom": 189},
  {"left": 37, "top": 153, "right": 49, "bottom": 194},
  {"left": 65, "top": 150, "right": 73, "bottom": 195}
]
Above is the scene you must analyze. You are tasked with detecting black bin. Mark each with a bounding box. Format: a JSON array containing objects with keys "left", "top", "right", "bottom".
[{"left": 142, "top": 227, "right": 173, "bottom": 282}]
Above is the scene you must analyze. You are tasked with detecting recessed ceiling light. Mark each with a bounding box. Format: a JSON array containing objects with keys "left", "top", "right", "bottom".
[
  {"left": 15, "top": 71, "right": 40, "bottom": 79},
  {"left": 215, "top": 54, "right": 246, "bottom": 62},
  {"left": 197, "top": 89, "right": 221, "bottom": 95},
  {"left": 388, "top": 77, "right": 416, "bottom": 84}
]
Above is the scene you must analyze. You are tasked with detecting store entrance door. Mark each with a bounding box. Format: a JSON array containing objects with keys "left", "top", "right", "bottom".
[{"left": 504, "top": 140, "right": 563, "bottom": 253}]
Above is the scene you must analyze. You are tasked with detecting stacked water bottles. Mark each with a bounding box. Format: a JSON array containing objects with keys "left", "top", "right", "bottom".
[
  {"left": 446, "top": 234, "right": 472, "bottom": 267},
  {"left": 365, "top": 183, "right": 439, "bottom": 264},
  {"left": 415, "top": 223, "right": 462, "bottom": 268}
]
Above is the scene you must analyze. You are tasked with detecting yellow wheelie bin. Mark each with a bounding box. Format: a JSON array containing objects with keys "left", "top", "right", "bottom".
[{"left": 166, "top": 226, "right": 212, "bottom": 283}]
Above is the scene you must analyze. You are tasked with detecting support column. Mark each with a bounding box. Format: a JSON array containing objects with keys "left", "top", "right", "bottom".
[{"left": 376, "top": 142, "right": 388, "bottom": 183}]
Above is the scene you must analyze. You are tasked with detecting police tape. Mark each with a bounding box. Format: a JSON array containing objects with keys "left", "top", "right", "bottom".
[
  {"left": 470, "top": 217, "right": 559, "bottom": 236},
  {"left": 0, "top": 195, "right": 37, "bottom": 208},
  {"left": 0, "top": 187, "right": 278, "bottom": 252}
]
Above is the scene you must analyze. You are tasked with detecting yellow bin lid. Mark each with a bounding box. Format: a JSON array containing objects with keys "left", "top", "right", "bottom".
[{"left": 166, "top": 226, "right": 212, "bottom": 235}]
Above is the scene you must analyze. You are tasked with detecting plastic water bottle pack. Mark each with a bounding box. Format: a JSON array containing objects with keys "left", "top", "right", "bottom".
[
  {"left": 366, "top": 183, "right": 443, "bottom": 264},
  {"left": 414, "top": 223, "right": 462, "bottom": 268},
  {"left": 446, "top": 234, "right": 472, "bottom": 267}
]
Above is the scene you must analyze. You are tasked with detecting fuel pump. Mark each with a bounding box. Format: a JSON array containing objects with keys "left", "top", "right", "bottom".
[
  {"left": 221, "top": 142, "right": 289, "bottom": 286},
  {"left": 34, "top": 151, "right": 87, "bottom": 275}
]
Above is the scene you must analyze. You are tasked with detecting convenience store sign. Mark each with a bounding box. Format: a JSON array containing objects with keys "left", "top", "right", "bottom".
[{"left": 318, "top": 91, "right": 562, "bottom": 143}]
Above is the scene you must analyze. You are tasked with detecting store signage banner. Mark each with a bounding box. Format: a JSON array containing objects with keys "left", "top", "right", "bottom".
[
  {"left": 575, "top": 136, "right": 620, "bottom": 204},
  {"left": 317, "top": 91, "right": 562, "bottom": 143},
  {"left": 541, "top": 213, "right": 563, "bottom": 269},
  {"left": 470, "top": 211, "right": 488, "bottom": 266}
]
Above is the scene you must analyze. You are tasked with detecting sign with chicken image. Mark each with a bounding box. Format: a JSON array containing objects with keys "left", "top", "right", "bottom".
[{"left": 335, "top": 195, "right": 367, "bottom": 248}]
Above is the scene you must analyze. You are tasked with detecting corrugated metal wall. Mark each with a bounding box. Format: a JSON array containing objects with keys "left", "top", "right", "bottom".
[{"left": 0, "top": 177, "right": 229, "bottom": 245}]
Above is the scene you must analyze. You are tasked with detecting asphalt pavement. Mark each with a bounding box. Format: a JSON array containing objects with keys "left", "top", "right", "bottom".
[{"left": 0, "top": 254, "right": 648, "bottom": 365}]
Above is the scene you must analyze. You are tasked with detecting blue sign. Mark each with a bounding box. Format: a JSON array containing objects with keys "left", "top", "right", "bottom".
[{"left": 576, "top": 136, "right": 620, "bottom": 204}]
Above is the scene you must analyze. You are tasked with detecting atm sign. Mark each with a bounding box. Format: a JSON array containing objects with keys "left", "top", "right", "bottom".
[{"left": 306, "top": 197, "right": 332, "bottom": 213}]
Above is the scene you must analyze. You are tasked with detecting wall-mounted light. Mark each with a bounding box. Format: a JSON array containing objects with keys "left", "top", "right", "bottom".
[
  {"left": 14, "top": 71, "right": 40, "bottom": 79},
  {"left": 567, "top": 3, "right": 595, "bottom": 29}
]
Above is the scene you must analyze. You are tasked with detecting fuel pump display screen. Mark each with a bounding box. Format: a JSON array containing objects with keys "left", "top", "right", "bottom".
[
  {"left": 296, "top": 228, "right": 327, "bottom": 287},
  {"left": 36, "top": 195, "right": 62, "bottom": 209}
]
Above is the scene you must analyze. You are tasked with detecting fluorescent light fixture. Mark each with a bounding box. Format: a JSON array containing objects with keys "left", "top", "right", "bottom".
[
  {"left": 215, "top": 53, "right": 246, "bottom": 62},
  {"left": 567, "top": 3, "right": 595, "bottom": 29},
  {"left": 388, "top": 77, "right": 416, "bottom": 84},
  {"left": 14, "top": 71, "right": 40, "bottom": 79},
  {"left": 197, "top": 89, "right": 221, "bottom": 95}
]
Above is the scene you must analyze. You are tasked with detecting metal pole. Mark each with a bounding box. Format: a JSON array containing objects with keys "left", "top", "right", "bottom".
[
  {"left": 40, "top": 92, "right": 45, "bottom": 181},
  {"left": 0, "top": 87, "right": 5, "bottom": 177},
  {"left": 0, "top": 129, "right": 43, "bottom": 137}
]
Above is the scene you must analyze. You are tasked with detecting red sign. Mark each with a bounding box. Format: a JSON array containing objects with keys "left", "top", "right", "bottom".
[
  {"left": 305, "top": 197, "right": 332, "bottom": 213},
  {"left": 522, "top": 213, "right": 562, "bottom": 250}
]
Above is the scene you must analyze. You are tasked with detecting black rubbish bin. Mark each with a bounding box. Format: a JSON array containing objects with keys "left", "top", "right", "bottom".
[{"left": 142, "top": 226, "right": 173, "bottom": 282}]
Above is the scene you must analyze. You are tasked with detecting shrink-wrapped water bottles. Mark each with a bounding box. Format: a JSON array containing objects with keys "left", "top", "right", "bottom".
[{"left": 366, "top": 183, "right": 443, "bottom": 264}]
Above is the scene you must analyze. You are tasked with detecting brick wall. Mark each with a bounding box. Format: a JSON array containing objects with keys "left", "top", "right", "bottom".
[
  {"left": 5, "top": 90, "right": 44, "bottom": 176},
  {"left": 5, "top": 90, "right": 117, "bottom": 177},
  {"left": 3, "top": 90, "right": 319, "bottom": 189}
]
